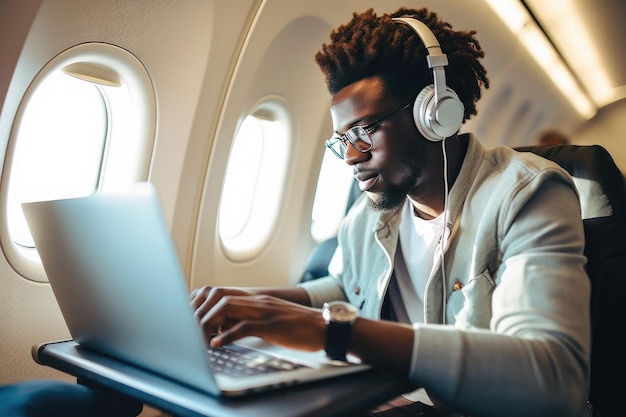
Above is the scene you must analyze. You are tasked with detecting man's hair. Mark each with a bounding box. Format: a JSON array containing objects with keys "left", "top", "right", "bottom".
[{"left": 314, "top": 7, "right": 490, "bottom": 122}]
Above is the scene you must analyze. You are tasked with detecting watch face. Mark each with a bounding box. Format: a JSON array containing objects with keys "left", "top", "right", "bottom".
[{"left": 324, "top": 301, "right": 358, "bottom": 323}]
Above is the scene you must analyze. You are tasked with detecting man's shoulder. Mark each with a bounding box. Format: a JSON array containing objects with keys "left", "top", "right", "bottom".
[{"left": 459, "top": 136, "right": 578, "bottom": 210}]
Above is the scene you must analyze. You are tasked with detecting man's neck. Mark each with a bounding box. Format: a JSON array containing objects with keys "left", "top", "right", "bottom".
[{"left": 409, "top": 134, "right": 468, "bottom": 219}]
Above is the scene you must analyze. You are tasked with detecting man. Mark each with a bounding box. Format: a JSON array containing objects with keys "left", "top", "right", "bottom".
[{"left": 190, "top": 7, "right": 591, "bottom": 417}]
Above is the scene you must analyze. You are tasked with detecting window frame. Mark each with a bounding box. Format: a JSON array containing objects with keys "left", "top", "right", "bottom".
[{"left": 0, "top": 42, "right": 156, "bottom": 282}]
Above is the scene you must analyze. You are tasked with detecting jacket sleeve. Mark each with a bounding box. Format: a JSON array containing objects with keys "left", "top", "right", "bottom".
[{"left": 298, "top": 275, "right": 347, "bottom": 307}]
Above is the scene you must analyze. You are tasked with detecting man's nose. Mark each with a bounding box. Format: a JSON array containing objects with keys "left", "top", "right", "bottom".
[{"left": 343, "top": 142, "right": 370, "bottom": 165}]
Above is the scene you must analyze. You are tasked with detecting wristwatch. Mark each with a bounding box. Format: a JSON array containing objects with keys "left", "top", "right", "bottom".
[{"left": 322, "top": 301, "right": 358, "bottom": 362}]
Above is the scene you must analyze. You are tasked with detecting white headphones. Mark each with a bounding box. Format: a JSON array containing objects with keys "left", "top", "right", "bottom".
[{"left": 393, "top": 17, "right": 464, "bottom": 142}]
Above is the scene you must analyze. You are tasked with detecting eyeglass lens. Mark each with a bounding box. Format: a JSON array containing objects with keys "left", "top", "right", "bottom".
[{"left": 328, "top": 126, "right": 372, "bottom": 158}]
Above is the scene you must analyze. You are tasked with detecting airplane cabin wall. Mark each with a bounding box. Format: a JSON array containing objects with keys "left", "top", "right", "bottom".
[{"left": 573, "top": 99, "right": 626, "bottom": 170}]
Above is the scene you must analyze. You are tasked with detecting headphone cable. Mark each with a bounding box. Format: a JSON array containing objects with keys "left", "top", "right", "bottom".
[{"left": 440, "top": 139, "right": 449, "bottom": 324}]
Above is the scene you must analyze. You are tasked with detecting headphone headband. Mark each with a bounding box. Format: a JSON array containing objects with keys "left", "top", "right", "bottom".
[{"left": 392, "top": 17, "right": 464, "bottom": 141}]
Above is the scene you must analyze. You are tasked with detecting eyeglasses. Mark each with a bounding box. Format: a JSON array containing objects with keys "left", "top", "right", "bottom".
[{"left": 325, "top": 102, "right": 412, "bottom": 159}]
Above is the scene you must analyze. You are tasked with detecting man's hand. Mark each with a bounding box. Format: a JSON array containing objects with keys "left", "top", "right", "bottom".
[
  {"left": 189, "top": 287, "right": 325, "bottom": 351},
  {"left": 189, "top": 286, "right": 414, "bottom": 370},
  {"left": 189, "top": 286, "right": 254, "bottom": 318}
]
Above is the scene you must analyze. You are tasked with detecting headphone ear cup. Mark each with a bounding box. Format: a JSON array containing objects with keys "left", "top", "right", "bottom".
[
  {"left": 413, "top": 85, "right": 465, "bottom": 142},
  {"left": 413, "top": 85, "right": 439, "bottom": 142}
]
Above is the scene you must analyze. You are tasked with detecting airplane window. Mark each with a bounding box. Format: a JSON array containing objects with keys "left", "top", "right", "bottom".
[
  {"left": 7, "top": 71, "right": 107, "bottom": 249},
  {"left": 311, "top": 149, "right": 353, "bottom": 242},
  {"left": 1, "top": 43, "right": 156, "bottom": 282},
  {"left": 219, "top": 103, "right": 290, "bottom": 260},
  {"left": 219, "top": 116, "right": 264, "bottom": 241}
]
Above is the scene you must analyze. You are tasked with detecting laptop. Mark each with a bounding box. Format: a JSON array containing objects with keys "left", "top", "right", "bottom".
[{"left": 22, "top": 182, "right": 369, "bottom": 397}]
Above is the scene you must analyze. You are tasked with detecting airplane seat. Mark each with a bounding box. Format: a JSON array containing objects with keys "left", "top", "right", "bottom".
[
  {"left": 300, "top": 179, "right": 362, "bottom": 282},
  {"left": 515, "top": 144, "right": 626, "bottom": 417}
]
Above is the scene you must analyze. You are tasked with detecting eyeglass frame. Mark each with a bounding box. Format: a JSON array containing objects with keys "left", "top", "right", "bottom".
[{"left": 325, "top": 102, "right": 413, "bottom": 159}]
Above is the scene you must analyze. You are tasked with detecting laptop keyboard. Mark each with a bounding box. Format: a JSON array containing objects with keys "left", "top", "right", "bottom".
[{"left": 207, "top": 344, "right": 309, "bottom": 377}]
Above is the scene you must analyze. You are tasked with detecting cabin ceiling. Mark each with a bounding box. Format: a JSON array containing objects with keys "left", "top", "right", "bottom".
[{"left": 525, "top": 0, "right": 626, "bottom": 109}]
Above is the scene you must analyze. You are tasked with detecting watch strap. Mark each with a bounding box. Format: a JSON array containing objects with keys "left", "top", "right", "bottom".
[{"left": 325, "top": 320, "right": 352, "bottom": 361}]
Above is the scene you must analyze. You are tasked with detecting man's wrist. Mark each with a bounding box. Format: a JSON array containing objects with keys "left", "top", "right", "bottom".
[{"left": 323, "top": 301, "right": 358, "bottom": 362}]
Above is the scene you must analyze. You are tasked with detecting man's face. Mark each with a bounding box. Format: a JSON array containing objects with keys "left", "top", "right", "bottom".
[{"left": 330, "top": 76, "right": 440, "bottom": 211}]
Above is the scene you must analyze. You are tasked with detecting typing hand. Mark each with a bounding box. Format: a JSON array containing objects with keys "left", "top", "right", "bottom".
[
  {"left": 194, "top": 293, "right": 325, "bottom": 352},
  {"left": 190, "top": 286, "right": 253, "bottom": 314}
]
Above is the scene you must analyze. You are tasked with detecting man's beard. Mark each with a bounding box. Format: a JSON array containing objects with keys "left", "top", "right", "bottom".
[
  {"left": 367, "top": 155, "right": 422, "bottom": 212},
  {"left": 368, "top": 184, "right": 409, "bottom": 212}
]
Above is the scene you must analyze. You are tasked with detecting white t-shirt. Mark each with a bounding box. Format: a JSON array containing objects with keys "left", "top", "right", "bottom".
[
  {"left": 388, "top": 199, "right": 444, "bottom": 407},
  {"left": 390, "top": 198, "right": 444, "bottom": 324}
]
